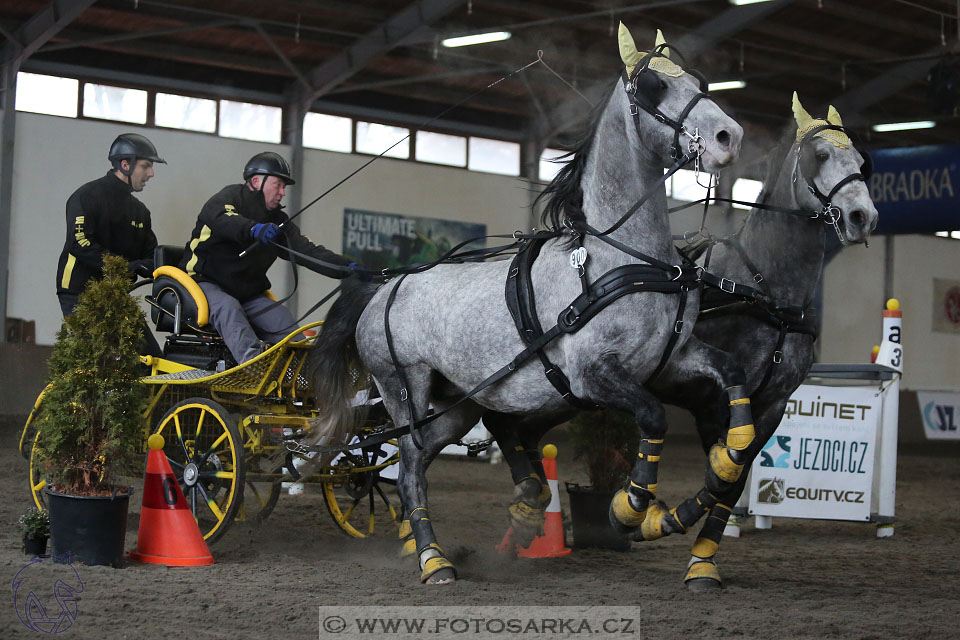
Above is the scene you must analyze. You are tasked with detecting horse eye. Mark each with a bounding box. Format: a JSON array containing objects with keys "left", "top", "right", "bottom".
[{"left": 815, "top": 151, "right": 829, "bottom": 163}]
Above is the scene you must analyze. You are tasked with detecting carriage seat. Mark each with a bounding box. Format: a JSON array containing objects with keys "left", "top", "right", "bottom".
[{"left": 148, "top": 245, "right": 216, "bottom": 336}]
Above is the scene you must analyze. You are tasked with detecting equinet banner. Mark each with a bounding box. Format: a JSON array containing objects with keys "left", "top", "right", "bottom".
[{"left": 748, "top": 384, "right": 880, "bottom": 522}]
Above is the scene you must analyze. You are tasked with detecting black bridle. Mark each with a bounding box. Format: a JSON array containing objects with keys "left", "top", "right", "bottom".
[
  {"left": 623, "top": 43, "right": 713, "bottom": 163},
  {"left": 794, "top": 123, "right": 870, "bottom": 245}
]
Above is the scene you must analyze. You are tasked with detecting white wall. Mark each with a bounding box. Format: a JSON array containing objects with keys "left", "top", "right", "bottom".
[
  {"left": 821, "top": 234, "right": 960, "bottom": 391},
  {"left": 9, "top": 112, "right": 960, "bottom": 392},
  {"left": 7, "top": 113, "right": 534, "bottom": 344}
]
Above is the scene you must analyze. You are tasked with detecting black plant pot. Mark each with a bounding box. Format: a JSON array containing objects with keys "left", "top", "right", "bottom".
[
  {"left": 22, "top": 535, "right": 48, "bottom": 556},
  {"left": 565, "top": 483, "right": 631, "bottom": 552},
  {"left": 44, "top": 486, "right": 132, "bottom": 567}
]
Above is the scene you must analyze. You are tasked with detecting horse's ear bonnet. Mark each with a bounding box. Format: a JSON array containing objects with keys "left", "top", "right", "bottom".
[
  {"left": 619, "top": 24, "right": 695, "bottom": 107},
  {"left": 792, "top": 92, "right": 870, "bottom": 178}
]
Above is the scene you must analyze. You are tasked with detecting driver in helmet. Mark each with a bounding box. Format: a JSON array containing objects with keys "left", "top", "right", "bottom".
[
  {"left": 56, "top": 133, "right": 165, "bottom": 318},
  {"left": 179, "top": 151, "right": 362, "bottom": 364}
]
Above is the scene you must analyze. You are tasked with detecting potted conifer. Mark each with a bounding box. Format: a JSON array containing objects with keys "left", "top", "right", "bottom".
[
  {"left": 33, "top": 255, "right": 147, "bottom": 567},
  {"left": 565, "top": 410, "right": 639, "bottom": 551}
]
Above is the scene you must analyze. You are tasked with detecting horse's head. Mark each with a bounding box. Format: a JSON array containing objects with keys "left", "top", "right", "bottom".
[
  {"left": 618, "top": 23, "right": 742, "bottom": 172},
  {"left": 791, "top": 93, "right": 878, "bottom": 245}
]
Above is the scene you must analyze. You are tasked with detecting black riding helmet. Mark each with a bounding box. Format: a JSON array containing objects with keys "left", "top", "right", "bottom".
[
  {"left": 243, "top": 152, "right": 296, "bottom": 188},
  {"left": 108, "top": 133, "right": 166, "bottom": 176}
]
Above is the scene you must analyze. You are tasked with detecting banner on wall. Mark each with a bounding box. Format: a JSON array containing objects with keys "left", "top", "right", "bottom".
[
  {"left": 917, "top": 391, "right": 960, "bottom": 440},
  {"left": 748, "top": 384, "right": 881, "bottom": 522},
  {"left": 931, "top": 278, "right": 960, "bottom": 334},
  {"left": 342, "top": 208, "right": 486, "bottom": 270},
  {"left": 869, "top": 144, "right": 959, "bottom": 235}
]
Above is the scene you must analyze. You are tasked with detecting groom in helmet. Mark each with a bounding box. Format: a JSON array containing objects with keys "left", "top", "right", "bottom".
[{"left": 180, "top": 151, "right": 361, "bottom": 364}]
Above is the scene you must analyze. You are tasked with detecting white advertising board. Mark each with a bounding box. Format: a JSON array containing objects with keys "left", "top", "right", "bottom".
[
  {"left": 748, "top": 384, "right": 881, "bottom": 522},
  {"left": 917, "top": 392, "right": 960, "bottom": 440}
]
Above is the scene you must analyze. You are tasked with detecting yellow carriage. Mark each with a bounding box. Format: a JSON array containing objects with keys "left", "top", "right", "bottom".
[{"left": 21, "top": 249, "right": 400, "bottom": 544}]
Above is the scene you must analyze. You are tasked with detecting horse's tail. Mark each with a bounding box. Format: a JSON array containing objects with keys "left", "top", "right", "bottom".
[{"left": 306, "top": 280, "right": 380, "bottom": 454}]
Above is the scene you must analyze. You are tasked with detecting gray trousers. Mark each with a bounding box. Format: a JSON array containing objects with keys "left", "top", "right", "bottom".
[{"left": 198, "top": 281, "right": 301, "bottom": 364}]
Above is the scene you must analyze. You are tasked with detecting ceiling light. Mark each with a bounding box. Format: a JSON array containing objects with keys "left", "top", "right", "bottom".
[
  {"left": 441, "top": 31, "right": 511, "bottom": 48},
  {"left": 871, "top": 121, "right": 936, "bottom": 132},
  {"left": 729, "top": 0, "right": 777, "bottom": 5},
  {"left": 707, "top": 80, "right": 746, "bottom": 91}
]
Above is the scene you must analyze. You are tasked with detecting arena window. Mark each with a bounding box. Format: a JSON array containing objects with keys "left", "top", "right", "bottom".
[
  {"left": 415, "top": 131, "right": 466, "bottom": 167},
  {"left": 468, "top": 137, "right": 520, "bottom": 176},
  {"left": 303, "top": 112, "right": 352, "bottom": 153},
  {"left": 219, "top": 99, "right": 282, "bottom": 143},
  {"left": 82, "top": 83, "right": 148, "bottom": 124},
  {"left": 670, "top": 168, "right": 711, "bottom": 202},
  {"left": 539, "top": 148, "right": 566, "bottom": 182},
  {"left": 935, "top": 231, "right": 960, "bottom": 239},
  {"left": 356, "top": 121, "right": 410, "bottom": 159},
  {"left": 15, "top": 72, "right": 79, "bottom": 118},
  {"left": 732, "top": 178, "right": 763, "bottom": 209},
  {"left": 155, "top": 93, "right": 217, "bottom": 133}
]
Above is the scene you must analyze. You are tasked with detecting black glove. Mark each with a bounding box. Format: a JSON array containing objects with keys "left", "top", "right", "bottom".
[
  {"left": 129, "top": 258, "right": 154, "bottom": 279},
  {"left": 348, "top": 262, "right": 373, "bottom": 282}
]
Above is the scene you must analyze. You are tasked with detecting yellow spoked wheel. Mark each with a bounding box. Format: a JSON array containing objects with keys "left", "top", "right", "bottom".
[
  {"left": 28, "top": 431, "right": 48, "bottom": 511},
  {"left": 20, "top": 386, "right": 49, "bottom": 460},
  {"left": 154, "top": 398, "right": 244, "bottom": 544},
  {"left": 322, "top": 438, "right": 402, "bottom": 538},
  {"left": 242, "top": 469, "right": 282, "bottom": 524}
]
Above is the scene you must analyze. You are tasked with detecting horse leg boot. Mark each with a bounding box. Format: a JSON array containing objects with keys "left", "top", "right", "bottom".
[
  {"left": 685, "top": 398, "right": 787, "bottom": 590},
  {"left": 638, "top": 384, "right": 754, "bottom": 547},
  {"left": 395, "top": 400, "right": 484, "bottom": 585},
  {"left": 485, "top": 412, "right": 568, "bottom": 548},
  {"left": 568, "top": 353, "right": 670, "bottom": 540}
]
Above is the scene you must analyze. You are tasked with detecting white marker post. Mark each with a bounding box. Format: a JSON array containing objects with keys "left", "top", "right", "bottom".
[{"left": 873, "top": 298, "right": 902, "bottom": 538}]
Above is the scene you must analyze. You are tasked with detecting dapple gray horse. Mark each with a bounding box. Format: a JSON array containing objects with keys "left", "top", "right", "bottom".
[
  {"left": 495, "top": 94, "right": 878, "bottom": 591},
  {"left": 309, "top": 23, "right": 746, "bottom": 585}
]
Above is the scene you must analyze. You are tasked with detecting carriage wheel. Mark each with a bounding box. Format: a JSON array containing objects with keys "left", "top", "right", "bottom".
[
  {"left": 321, "top": 439, "right": 401, "bottom": 538},
  {"left": 28, "top": 432, "right": 48, "bottom": 511},
  {"left": 242, "top": 474, "right": 282, "bottom": 524},
  {"left": 154, "top": 398, "right": 244, "bottom": 544},
  {"left": 20, "top": 386, "right": 49, "bottom": 460}
]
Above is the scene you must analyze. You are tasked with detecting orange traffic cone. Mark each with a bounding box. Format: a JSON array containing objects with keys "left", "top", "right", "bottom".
[
  {"left": 129, "top": 434, "right": 214, "bottom": 566},
  {"left": 512, "top": 444, "right": 572, "bottom": 558}
]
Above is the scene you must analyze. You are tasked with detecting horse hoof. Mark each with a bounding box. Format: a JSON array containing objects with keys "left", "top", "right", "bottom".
[
  {"left": 684, "top": 559, "right": 721, "bottom": 591},
  {"left": 425, "top": 568, "right": 456, "bottom": 585},
  {"left": 685, "top": 577, "right": 721, "bottom": 592},
  {"left": 510, "top": 521, "right": 540, "bottom": 547}
]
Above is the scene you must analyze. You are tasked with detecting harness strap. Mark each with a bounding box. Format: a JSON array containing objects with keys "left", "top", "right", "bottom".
[
  {"left": 648, "top": 284, "right": 689, "bottom": 383},
  {"left": 505, "top": 238, "right": 597, "bottom": 409},
  {"left": 753, "top": 323, "right": 789, "bottom": 397}
]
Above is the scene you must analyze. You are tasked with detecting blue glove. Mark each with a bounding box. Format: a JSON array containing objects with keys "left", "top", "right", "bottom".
[
  {"left": 251, "top": 222, "right": 280, "bottom": 245},
  {"left": 348, "top": 262, "right": 373, "bottom": 282}
]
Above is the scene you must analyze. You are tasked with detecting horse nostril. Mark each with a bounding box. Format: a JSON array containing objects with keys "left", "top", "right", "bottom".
[
  {"left": 850, "top": 210, "right": 866, "bottom": 227},
  {"left": 716, "top": 130, "right": 731, "bottom": 149}
]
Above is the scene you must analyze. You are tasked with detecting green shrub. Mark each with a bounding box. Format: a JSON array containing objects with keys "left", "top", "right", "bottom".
[
  {"left": 17, "top": 507, "right": 50, "bottom": 539},
  {"left": 567, "top": 409, "right": 640, "bottom": 493},
  {"left": 34, "top": 255, "right": 147, "bottom": 495}
]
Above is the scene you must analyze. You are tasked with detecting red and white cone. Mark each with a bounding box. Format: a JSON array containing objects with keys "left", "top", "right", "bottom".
[{"left": 513, "top": 444, "right": 572, "bottom": 558}]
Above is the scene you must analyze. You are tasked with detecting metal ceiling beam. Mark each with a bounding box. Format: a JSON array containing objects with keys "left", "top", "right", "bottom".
[
  {"left": 253, "top": 22, "right": 313, "bottom": 91},
  {"left": 304, "top": 0, "right": 467, "bottom": 103},
  {"left": 6, "top": 0, "right": 97, "bottom": 67},
  {"left": 39, "top": 18, "right": 240, "bottom": 53},
  {"left": 830, "top": 38, "right": 960, "bottom": 127},
  {"left": 675, "top": 0, "right": 794, "bottom": 57}
]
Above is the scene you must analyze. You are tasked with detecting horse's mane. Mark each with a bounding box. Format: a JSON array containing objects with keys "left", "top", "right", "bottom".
[
  {"left": 756, "top": 124, "right": 799, "bottom": 205},
  {"left": 535, "top": 81, "right": 615, "bottom": 230}
]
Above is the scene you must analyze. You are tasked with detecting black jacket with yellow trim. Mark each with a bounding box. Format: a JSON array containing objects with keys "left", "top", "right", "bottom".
[
  {"left": 179, "top": 183, "right": 351, "bottom": 302},
  {"left": 56, "top": 171, "right": 157, "bottom": 295}
]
